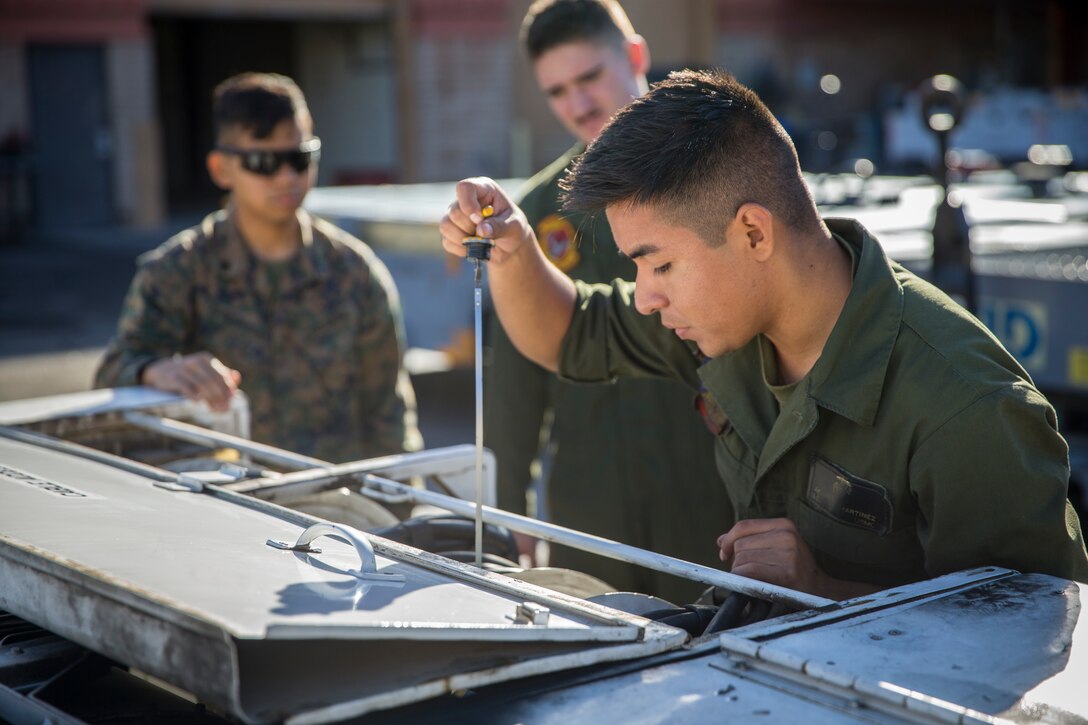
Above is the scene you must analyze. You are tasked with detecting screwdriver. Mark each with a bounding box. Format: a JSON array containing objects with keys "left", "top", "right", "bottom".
[{"left": 463, "top": 205, "right": 494, "bottom": 569}]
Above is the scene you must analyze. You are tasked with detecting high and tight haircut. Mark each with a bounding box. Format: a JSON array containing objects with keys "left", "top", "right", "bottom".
[
  {"left": 212, "top": 72, "right": 310, "bottom": 144},
  {"left": 561, "top": 69, "right": 821, "bottom": 243},
  {"left": 521, "top": 0, "right": 636, "bottom": 60}
]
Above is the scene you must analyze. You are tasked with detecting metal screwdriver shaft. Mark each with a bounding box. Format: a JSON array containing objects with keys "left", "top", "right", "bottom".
[{"left": 463, "top": 205, "right": 494, "bottom": 569}]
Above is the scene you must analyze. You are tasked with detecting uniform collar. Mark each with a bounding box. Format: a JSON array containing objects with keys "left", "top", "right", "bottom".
[
  {"left": 807, "top": 218, "right": 903, "bottom": 427},
  {"left": 697, "top": 341, "right": 778, "bottom": 456},
  {"left": 216, "top": 207, "right": 327, "bottom": 284},
  {"left": 697, "top": 218, "right": 902, "bottom": 453}
]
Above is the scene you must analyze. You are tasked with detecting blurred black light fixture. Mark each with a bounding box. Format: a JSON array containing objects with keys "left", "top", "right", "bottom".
[{"left": 921, "top": 74, "right": 973, "bottom": 313}]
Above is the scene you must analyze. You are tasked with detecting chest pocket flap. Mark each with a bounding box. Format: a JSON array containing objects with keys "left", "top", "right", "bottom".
[{"left": 790, "top": 457, "right": 920, "bottom": 570}]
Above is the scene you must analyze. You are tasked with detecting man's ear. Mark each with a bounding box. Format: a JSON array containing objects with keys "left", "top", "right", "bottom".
[
  {"left": 626, "top": 35, "right": 650, "bottom": 76},
  {"left": 733, "top": 203, "right": 775, "bottom": 261},
  {"left": 206, "top": 151, "right": 232, "bottom": 191}
]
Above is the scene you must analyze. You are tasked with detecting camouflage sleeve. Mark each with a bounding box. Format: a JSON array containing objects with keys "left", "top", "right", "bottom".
[
  {"left": 484, "top": 312, "right": 550, "bottom": 516},
  {"left": 354, "top": 252, "right": 422, "bottom": 456},
  {"left": 93, "top": 249, "right": 194, "bottom": 388}
]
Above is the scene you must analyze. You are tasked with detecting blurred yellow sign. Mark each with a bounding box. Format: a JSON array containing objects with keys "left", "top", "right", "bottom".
[{"left": 1069, "top": 347, "right": 1088, "bottom": 386}]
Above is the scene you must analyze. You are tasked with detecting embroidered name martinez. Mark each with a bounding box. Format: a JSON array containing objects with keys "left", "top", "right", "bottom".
[
  {"left": 842, "top": 507, "right": 877, "bottom": 525},
  {"left": 807, "top": 457, "right": 893, "bottom": 535},
  {"left": 1, "top": 464, "right": 94, "bottom": 498}
]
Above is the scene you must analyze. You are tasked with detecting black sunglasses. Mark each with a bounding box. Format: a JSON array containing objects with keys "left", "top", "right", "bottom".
[{"left": 216, "top": 137, "right": 322, "bottom": 176}]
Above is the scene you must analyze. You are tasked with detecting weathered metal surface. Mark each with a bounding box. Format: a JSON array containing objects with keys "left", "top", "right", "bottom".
[
  {"left": 723, "top": 574, "right": 1087, "bottom": 723},
  {"left": 0, "top": 428, "right": 686, "bottom": 723},
  {"left": 1, "top": 390, "right": 1086, "bottom": 723},
  {"left": 360, "top": 570, "right": 1084, "bottom": 724}
]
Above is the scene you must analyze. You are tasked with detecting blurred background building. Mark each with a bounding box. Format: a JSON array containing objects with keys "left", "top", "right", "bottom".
[
  {"left": 2, "top": 0, "right": 1088, "bottom": 516},
  {"left": 1, "top": 0, "right": 1085, "bottom": 237}
]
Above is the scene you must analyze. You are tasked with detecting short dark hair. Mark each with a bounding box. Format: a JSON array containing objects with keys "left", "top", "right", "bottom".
[
  {"left": 561, "top": 69, "right": 821, "bottom": 242},
  {"left": 212, "top": 72, "right": 310, "bottom": 144},
  {"left": 521, "top": 0, "right": 634, "bottom": 60}
]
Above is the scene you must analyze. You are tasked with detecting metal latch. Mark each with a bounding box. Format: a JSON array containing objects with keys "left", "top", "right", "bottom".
[
  {"left": 156, "top": 462, "right": 249, "bottom": 492},
  {"left": 509, "top": 601, "right": 550, "bottom": 626}
]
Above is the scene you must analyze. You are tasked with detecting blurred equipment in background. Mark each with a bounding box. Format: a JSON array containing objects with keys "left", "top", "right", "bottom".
[
  {"left": 921, "top": 74, "right": 975, "bottom": 312},
  {"left": 0, "top": 130, "right": 32, "bottom": 245}
]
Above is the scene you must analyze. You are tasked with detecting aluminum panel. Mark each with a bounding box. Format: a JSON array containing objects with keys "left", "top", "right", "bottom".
[
  {"left": 0, "top": 435, "right": 633, "bottom": 640},
  {"left": 731, "top": 574, "right": 1086, "bottom": 723}
]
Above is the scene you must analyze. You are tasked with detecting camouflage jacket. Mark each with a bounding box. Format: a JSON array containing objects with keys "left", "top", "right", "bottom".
[{"left": 95, "top": 208, "right": 422, "bottom": 462}]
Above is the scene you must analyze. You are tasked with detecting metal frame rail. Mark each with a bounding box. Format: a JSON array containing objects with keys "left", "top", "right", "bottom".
[{"left": 116, "top": 412, "right": 832, "bottom": 610}]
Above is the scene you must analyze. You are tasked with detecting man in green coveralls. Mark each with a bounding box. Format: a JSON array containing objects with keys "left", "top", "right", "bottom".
[
  {"left": 488, "top": 0, "right": 727, "bottom": 600},
  {"left": 444, "top": 70, "right": 1088, "bottom": 599},
  {"left": 96, "top": 73, "right": 422, "bottom": 463}
]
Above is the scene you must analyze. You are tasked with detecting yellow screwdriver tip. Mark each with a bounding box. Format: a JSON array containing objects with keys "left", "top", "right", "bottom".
[{"left": 481, "top": 205, "right": 494, "bottom": 219}]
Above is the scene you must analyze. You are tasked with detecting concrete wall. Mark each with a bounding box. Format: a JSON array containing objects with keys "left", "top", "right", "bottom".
[
  {"left": 150, "top": 0, "right": 385, "bottom": 18},
  {"left": 296, "top": 21, "right": 398, "bottom": 185},
  {"left": 411, "top": 36, "right": 514, "bottom": 182},
  {"left": 403, "top": 0, "right": 514, "bottom": 183},
  {"left": 0, "top": 43, "right": 28, "bottom": 144},
  {"left": 7, "top": 0, "right": 1080, "bottom": 225},
  {"left": 105, "top": 38, "right": 165, "bottom": 226},
  {"left": 0, "top": 0, "right": 167, "bottom": 229}
]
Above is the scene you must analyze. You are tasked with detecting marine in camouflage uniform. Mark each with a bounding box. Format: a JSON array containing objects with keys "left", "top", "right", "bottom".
[
  {"left": 95, "top": 207, "right": 422, "bottom": 463},
  {"left": 485, "top": 145, "right": 732, "bottom": 602}
]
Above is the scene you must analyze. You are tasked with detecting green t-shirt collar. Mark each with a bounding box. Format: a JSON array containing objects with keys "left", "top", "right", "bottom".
[
  {"left": 215, "top": 206, "right": 329, "bottom": 291},
  {"left": 697, "top": 218, "right": 903, "bottom": 454}
]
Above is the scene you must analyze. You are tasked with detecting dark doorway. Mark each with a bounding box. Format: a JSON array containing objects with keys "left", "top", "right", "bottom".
[
  {"left": 152, "top": 16, "right": 297, "bottom": 213},
  {"left": 27, "top": 45, "right": 114, "bottom": 229}
]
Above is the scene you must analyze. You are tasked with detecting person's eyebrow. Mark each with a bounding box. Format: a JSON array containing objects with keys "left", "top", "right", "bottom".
[
  {"left": 623, "top": 243, "right": 659, "bottom": 261},
  {"left": 544, "top": 63, "right": 605, "bottom": 96},
  {"left": 574, "top": 63, "right": 605, "bottom": 83}
]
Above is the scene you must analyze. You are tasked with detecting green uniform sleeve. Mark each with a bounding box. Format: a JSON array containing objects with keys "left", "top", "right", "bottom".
[
  {"left": 481, "top": 147, "right": 572, "bottom": 516},
  {"left": 558, "top": 279, "right": 703, "bottom": 388},
  {"left": 485, "top": 313, "right": 549, "bottom": 516},
  {"left": 910, "top": 382, "right": 1088, "bottom": 582},
  {"left": 93, "top": 249, "right": 194, "bottom": 389},
  {"left": 354, "top": 252, "right": 422, "bottom": 456}
]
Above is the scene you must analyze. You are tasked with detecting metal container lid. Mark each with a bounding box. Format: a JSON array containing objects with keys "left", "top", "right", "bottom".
[{"left": 0, "top": 432, "right": 684, "bottom": 723}]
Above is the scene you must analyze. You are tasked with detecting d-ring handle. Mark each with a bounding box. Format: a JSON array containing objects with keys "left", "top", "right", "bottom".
[{"left": 267, "top": 522, "right": 405, "bottom": 584}]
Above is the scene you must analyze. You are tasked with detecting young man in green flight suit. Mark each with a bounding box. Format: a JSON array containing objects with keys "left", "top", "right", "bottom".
[
  {"left": 96, "top": 73, "right": 422, "bottom": 463},
  {"left": 486, "top": 0, "right": 727, "bottom": 600},
  {"left": 444, "top": 69, "right": 1088, "bottom": 599}
]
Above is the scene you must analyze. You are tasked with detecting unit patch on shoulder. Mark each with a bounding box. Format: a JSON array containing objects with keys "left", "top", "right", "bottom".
[
  {"left": 694, "top": 391, "right": 730, "bottom": 436},
  {"left": 806, "top": 456, "right": 892, "bottom": 535},
  {"left": 536, "top": 213, "right": 580, "bottom": 272}
]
